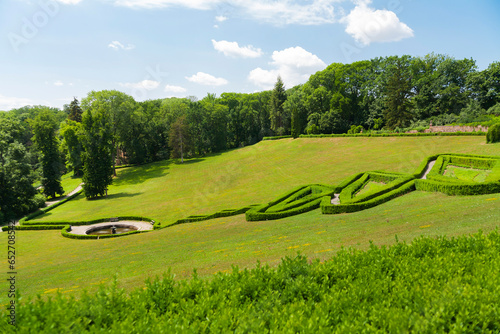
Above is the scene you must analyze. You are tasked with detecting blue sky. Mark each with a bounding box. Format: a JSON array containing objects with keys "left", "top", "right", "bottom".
[{"left": 1, "top": 0, "right": 499, "bottom": 110}]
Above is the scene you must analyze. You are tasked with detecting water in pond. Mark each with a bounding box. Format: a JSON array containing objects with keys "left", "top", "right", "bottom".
[{"left": 87, "top": 225, "right": 137, "bottom": 235}]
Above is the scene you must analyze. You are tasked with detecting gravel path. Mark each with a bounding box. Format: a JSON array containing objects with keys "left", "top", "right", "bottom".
[
  {"left": 44, "top": 184, "right": 83, "bottom": 207},
  {"left": 420, "top": 160, "right": 436, "bottom": 179},
  {"left": 330, "top": 193, "right": 340, "bottom": 205}
]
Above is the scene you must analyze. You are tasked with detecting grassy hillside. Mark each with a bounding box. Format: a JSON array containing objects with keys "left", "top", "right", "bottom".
[
  {"left": 30, "top": 136, "right": 499, "bottom": 224},
  {"left": 1, "top": 136, "right": 499, "bottom": 305}
]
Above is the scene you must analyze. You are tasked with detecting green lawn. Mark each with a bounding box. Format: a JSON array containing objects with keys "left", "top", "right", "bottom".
[
  {"left": 29, "top": 136, "right": 500, "bottom": 225},
  {"left": 355, "top": 181, "right": 386, "bottom": 197},
  {"left": 1, "top": 136, "right": 499, "bottom": 305},
  {"left": 444, "top": 165, "right": 491, "bottom": 183}
]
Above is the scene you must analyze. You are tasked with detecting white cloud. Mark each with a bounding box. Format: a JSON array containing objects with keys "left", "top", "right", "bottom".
[
  {"left": 0, "top": 94, "right": 33, "bottom": 111},
  {"left": 120, "top": 80, "right": 160, "bottom": 90},
  {"left": 53, "top": 80, "right": 64, "bottom": 86},
  {"left": 113, "top": 0, "right": 339, "bottom": 25},
  {"left": 186, "top": 72, "right": 228, "bottom": 86},
  {"left": 248, "top": 46, "right": 326, "bottom": 89},
  {"left": 341, "top": 1, "right": 414, "bottom": 45},
  {"left": 55, "top": 0, "right": 83, "bottom": 4},
  {"left": 108, "top": 40, "right": 135, "bottom": 51},
  {"left": 113, "top": 0, "right": 220, "bottom": 10},
  {"left": 164, "top": 85, "right": 187, "bottom": 93},
  {"left": 215, "top": 15, "right": 227, "bottom": 22},
  {"left": 238, "top": 0, "right": 338, "bottom": 25},
  {"left": 212, "top": 39, "right": 263, "bottom": 58}
]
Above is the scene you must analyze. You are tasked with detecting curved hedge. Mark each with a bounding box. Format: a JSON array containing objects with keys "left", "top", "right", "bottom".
[
  {"left": 321, "top": 180, "right": 416, "bottom": 214},
  {"left": 245, "top": 185, "right": 335, "bottom": 221}
]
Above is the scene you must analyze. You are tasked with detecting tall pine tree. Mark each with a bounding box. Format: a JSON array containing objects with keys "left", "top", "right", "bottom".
[
  {"left": 168, "top": 116, "right": 190, "bottom": 163},
  {"left": 383, "top": 57, "right": 414, "bottom": 129},
  {"left": 269, "top": 76, "right": 287, "bottom": 135},
  {"left": 67, "top": 97, "right": 83, "bottom": 123},
  {"left": 31, "top": 109, "right": 64, "bottom": 199},
  {"left": 81, "top": 109, "right": 114, "bottom": 199}
]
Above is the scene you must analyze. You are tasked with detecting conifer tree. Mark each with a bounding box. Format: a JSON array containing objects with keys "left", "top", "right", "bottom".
[
  {"left": 81, "top": 109, "right": 113, "bottom": 199},
  {"left": 269, "top": 76, "right": 287, "bottom": 135},
  {"left": 67, "top": 97, "right": 83, "bottom": 123},
  {"left": 31, "top": 109, "right": 64, "bottom": 199},
  {"left": 383, "top": 57, "right": 414, "bottom": 129},
  {"left": 168, "top": 116, "right": 190, "bottom": 163}
]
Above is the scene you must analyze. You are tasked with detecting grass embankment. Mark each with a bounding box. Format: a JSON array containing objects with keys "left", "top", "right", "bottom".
[{"left": 0, "top": 136, "right": 499, "bottom": 304}]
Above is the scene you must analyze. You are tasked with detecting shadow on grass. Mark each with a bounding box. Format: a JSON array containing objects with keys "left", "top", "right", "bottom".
[
  {"left": 87, "top": 192, "right": 142, "bottom": 201},
  {"left": 113, "top": 161, "right": 172, "bottom": 186}
]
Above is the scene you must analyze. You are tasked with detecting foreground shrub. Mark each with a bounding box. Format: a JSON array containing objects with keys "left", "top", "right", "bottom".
[
  {"left": 7, "top": 231, "right": 500, "bottom": 333},
  {"left": 486, "top": 123, "right": 500, "bottom": 143}
]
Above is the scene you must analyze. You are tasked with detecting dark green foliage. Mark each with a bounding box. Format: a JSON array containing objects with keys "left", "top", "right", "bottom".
[
  {"left": 0, "top": 116, "right": 43, "bottom": 223},
  {"left": 168, "top": 115, "right": 190, "bottom": 162},
  {"left": 60, "top": 120, "right": 83, "bottom": 176},
  {"left": 81, "top": 109, "right": 114, "bottom": 199},
  {"left": 486, "top": 123, "right": 500, "bottom": 143},
  {"left": 10, "top": 231, "right": 500, "bottom": 332},
  {"left": 383, "top": 56, "right": 414, "bottom": 129},
  {"left": 269, "top": 76, "right": 288, "bottom": 135},
  {"left": 66, "top": 97, "right": 83, "bottom": 123},
  {"left": 31, "top": 109, "right": 64, "bottom": 199}
]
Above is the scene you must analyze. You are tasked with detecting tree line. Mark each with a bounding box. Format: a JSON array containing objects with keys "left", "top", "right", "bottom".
[{"left": 1, "top": 53, "right": 499, "bottom": 223}]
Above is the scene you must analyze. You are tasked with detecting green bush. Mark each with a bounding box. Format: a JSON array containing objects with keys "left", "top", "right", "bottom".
[
  {"left": 486, "top": 123, "right": 500, "bottom": 143},
  {"left": 12, "top": 231, "right": 500, "bottom": 332}
]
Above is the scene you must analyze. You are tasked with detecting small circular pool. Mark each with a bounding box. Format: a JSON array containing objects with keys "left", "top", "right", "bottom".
[{"left": 86, "top": 224, "right": 138, "bottom": 235}]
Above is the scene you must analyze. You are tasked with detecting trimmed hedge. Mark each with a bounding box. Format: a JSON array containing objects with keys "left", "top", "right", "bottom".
[
  {"left": 245, "top": 185, "right": 335, "bottom": 221},
  {"left": 262, "top": 135, "right": 293, "bottom": 140},
  {"left": 168, "top": 206, "right": 255, "bottom": 228},
  {"left": 321, "top": 180, "right": 416, "bottom": 214},
  {"left": 415, "top": 179, "right": 500, "bottom": 196},
  {"left": 2, "top": 225, "right": 66, "bottom": 231},
  {"left": 339, "top": 174, "right": 370, "bottom": 203},
  {"left": 412, "top": 154, "right": 441, "bottom": 178},
  {"left": 299, "top": 132, "right": 486, "bottom": 138},
  {"left": 246, "top": 197, "right": 326, "bottom": 221},
  {"left": 266, "top": 185, "right": 333, "bottom": 213},
  {"left": 335, "top": 172, "right": 365, "bottom": 193}
]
